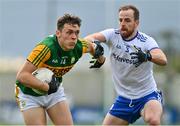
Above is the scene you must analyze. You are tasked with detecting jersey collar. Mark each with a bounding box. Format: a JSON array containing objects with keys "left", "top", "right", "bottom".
[{"left": 122, "top": 31, "right": 138, "bottom": 42}]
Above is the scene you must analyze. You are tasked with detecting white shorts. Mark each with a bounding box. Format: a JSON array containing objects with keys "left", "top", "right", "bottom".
[{"left": 16, "top": 86, "right": 66, "bottom": 111}]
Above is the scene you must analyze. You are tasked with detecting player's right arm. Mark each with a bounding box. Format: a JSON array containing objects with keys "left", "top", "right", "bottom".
[
  {"left": 16, "top": 60, "right": 49, "bottom": 92},
  {"left": 84, "top": 32, "right": 107, "bottom": 68},
  {"left": 84, "top": 32, "right": 106, "bottom": 43},
  {"left": 16, "top": 44, "right": 50, "bottom": 92}
]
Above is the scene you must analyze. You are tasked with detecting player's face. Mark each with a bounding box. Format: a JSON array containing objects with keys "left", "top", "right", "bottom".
[
  {"left": 56, "top": 24, "right": 80, "bottom": 51},
  {"left": 119, "top": 9, "right": 139, "bottom": 39}
]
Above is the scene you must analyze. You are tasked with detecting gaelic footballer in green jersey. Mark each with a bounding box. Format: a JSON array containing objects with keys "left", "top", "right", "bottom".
[
  {"left": 16, "top": 35, "right": 96, "bottom": 96},
  {"left": 15, "top": 14, "right": 105, "bottom": 125}
]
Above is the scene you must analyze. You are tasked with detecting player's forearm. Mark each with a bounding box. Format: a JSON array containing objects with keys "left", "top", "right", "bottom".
[
  {"left": 16, "top": 72, "right": 49, "bottom": 91},
  {"left": 85, "top": 33, "right": 106, "bottom": 43},
  {"left": 150, "top": 54, "right": 167, "bottom": 66},
  {"left": 84, "top": 34, "right": 96, "bottom": 43},
  {"left": 150, "top": 50, "right": 167, "bottom": 66}
]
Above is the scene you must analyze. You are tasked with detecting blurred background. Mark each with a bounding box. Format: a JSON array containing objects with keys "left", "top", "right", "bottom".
[{"left": 0, "top": 0, "right": 180, "bottom": 125}]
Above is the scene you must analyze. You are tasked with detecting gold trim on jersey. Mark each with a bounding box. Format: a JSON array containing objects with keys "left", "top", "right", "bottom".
[
  {"left": 15, "top": 85, "right": 22, "bottom": 111},
  {"left": 28, "top": 44, "right": 51, "bottom": 67},
  {"left": 79, "top": 38, "right": 88, "bottom": 53},
  {"left": 15, "top": 85, "right": 19, "bottom": 99}
]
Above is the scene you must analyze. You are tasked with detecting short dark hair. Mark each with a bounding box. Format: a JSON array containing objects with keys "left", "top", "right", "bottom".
[
  {"left": 118, "top": 5, "right": 139, "bottom": 20},
  {"left": 57, "top": 13, "right": 81, "bottom": 30}
]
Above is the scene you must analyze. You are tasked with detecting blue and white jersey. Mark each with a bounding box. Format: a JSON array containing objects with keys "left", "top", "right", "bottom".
[{"left": 101, "top": 28, "right": 159, "bottom": 99}]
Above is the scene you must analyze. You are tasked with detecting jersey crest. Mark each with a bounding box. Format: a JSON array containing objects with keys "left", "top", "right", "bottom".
[{"left": 137, "top": 32, "right": 147, "bottom": 42}]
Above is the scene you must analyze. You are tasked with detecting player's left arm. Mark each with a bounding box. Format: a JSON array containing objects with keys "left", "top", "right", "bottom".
[
  {"left": 149, "top": 48, "right": 167, "bottom": 66},
  {"left": 130, "top": 46, "right": 167, "bottom": 67}
]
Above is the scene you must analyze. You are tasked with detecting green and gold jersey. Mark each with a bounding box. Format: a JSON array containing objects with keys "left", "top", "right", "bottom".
[{"left": 16, "top": 34, "right": 88, "bottom": 96}]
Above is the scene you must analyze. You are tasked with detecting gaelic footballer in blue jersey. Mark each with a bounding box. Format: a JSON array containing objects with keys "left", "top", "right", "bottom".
[{"left": 85, "top": 5, "right": 167, "bottom": 125}]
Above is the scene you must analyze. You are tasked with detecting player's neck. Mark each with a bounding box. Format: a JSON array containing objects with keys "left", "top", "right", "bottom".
[{"left": 123, "top": 30, "right": 138, "bottom": 42}]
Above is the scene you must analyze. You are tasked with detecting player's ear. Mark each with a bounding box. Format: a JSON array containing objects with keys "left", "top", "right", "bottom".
[
  {"left": 56, "top": 30, "right": 60, "bottom": 36},
  {"left": 135, "top": 20, "right": 139, "bottom": 27}
]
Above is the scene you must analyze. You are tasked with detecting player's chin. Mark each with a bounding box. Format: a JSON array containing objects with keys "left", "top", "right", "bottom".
[
  {"left": 120, "top": 30, "right": 127, "bottom": 35},
  {"left": 67, "top": 45, "right": 75, "bottom": 50},
  {"left": 121, "top": 32, "right": 128, "bottom": 38}
]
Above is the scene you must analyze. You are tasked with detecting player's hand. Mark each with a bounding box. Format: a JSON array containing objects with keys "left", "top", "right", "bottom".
[
  {"left": 130, "top": 45, "right": 152, "bottom": 67},
  {"left": 93, "top": 40, "right": 104, "bottom": 58},
  {"left": 48, "top": 75, "right": 60, "bottom": 95},
  {"left": 89, "top": 56, "right": 105, "bottom": 68}
]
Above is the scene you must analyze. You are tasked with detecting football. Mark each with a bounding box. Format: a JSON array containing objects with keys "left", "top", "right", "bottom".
[{"left": 32, "top": 67, "right": 54, "bottom": 95}]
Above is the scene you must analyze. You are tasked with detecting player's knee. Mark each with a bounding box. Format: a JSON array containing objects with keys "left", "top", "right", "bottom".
[{"left": 144, "top": 116, "right": 161, "bottom": 125}]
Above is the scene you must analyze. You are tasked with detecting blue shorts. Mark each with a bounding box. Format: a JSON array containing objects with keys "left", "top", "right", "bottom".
[{"left": 109, "top": 90, "right": 163, "bottom": 124}]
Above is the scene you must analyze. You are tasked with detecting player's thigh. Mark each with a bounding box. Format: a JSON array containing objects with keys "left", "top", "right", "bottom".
[
  {"left": 103, "top": 113, "right": 129, "bottom": 125},
  {"left": 141, "top": 100, "right": 163, "bottom": 121},
  {"left": 22, "top": 107, "right": 46, "bottom": 125},
  {"left": 47, "top": 100, "right": 73, "bottom": 125}
]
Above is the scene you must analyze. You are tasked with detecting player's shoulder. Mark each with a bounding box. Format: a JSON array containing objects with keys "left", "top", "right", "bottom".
[
  {"left": 77, "top": 38, "right": 88, "bottom": 47},
  {"left": 37, "top": 34, "right": 56, "bottom": 48},
  {"left": 137, "top": 31, "right": 155, "bottom": 43},
  {"left": 72, "top": 38, "right": 86, "bottom": 51},
  {"left": 32, "top": 34, "right": 56, "bottom": 53},
  {"left": 42, "top": 34, "right": 56, "bottom": 44},
  {"left": 78, "top": 38, "right": 86, "bottom": 43}
]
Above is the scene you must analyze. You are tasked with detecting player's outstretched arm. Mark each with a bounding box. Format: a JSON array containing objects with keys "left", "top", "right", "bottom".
[{"left": 84, "top": 32, "right": 106, "bottom": 43}]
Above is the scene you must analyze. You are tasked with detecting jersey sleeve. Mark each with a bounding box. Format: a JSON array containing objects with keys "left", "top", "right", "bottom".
[
  {"left": 27, "top": 44, "right": 51, "bottom": 67},
  {"left": 145, "top": 37, "right": 159, "bottom": 51},
  {"left": 79, "top": 38, "right": 88, "bottom": 54},
  {"left": 100, "top": 28, "right": 114, "bottom": 44}
]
